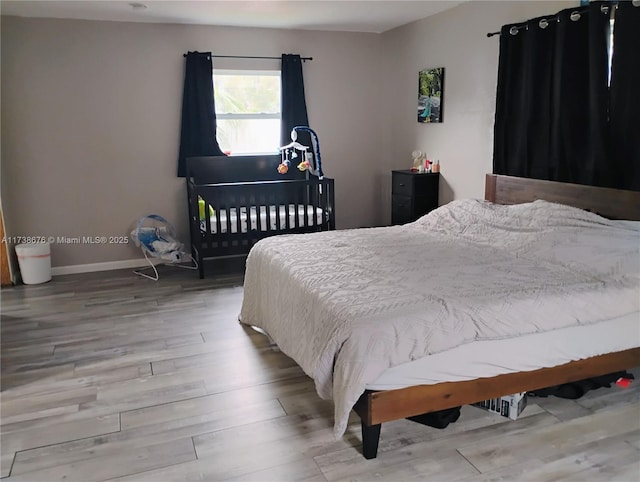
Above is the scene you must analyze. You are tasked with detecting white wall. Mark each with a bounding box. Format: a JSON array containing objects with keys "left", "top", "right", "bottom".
[
  {"left": 1, "top": 2, "right": 577, "bottom": 269},
  {"left": 378, "top": 0, "right": 575, "bottom": 223},
  {"left": 1, "top": 17, "right": 382, "bottom": 267}
]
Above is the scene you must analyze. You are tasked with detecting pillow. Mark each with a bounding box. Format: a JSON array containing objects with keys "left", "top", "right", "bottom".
[{"left": 198, "top": 196, "right": 215, "bottom": 220}]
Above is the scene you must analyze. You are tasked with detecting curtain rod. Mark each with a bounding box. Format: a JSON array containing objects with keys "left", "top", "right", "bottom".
[
  {"left": 486, "top": 2, "right": 615, "bottom": 38},
  {"left": 183, "top": 53, "right": 313, "bottom": 61}
]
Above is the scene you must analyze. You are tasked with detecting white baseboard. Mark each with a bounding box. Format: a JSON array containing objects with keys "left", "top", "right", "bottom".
[{"left": 51, "top": 258, "right": 161, "bottom": 276}]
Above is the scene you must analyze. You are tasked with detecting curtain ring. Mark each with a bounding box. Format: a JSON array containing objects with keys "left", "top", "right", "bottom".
[
  {"left": 509, "top": 26, "right": 519, "bottom": 35},
  {"left": 570, "top": 11, "right": 581, "bottom": 21},
  {"left": 539, "top": 19, "right": 549, "bottom": 29}
]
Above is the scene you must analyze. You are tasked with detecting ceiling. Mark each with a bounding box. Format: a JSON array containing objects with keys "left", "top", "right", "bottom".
[{"left": 0, "top": 1, "right": 465, "bottom": 34}]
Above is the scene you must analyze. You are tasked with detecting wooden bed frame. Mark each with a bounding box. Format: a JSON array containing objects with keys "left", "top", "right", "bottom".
[{"left": 353, "top": 174, "right": 640, "bottom": 459}]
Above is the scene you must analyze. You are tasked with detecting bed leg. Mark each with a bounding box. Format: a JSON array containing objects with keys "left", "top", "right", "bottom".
[{"left": 361, "top": 422, "right": 381, "bottom": 459}]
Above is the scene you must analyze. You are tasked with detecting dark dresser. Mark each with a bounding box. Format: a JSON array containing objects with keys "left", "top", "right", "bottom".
[{"left": 391, "top": 170, "right": 440, "bottom": 225}]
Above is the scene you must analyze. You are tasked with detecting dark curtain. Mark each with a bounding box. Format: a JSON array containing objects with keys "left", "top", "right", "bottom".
[
  {"left": 177, "top": 52, "right": 225, "bottom": 177},
  {"left": 281, "top": 54, "right": 311, "bottom": 149},
  {"left": 493, "top": 2, "right": 611, "bottom": 187},
  {"left": 609, "top": 1, "right": 640, "bottom": 191},
  {"left": 493, "top": 15, "right": 556, "bottom": 180},
  {"left": 550, "top": 3, "right": 609, "bottom": 186}
]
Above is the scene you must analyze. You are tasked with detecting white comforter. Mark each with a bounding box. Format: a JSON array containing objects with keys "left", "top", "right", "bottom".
[{"left": 239, "top": 199, "right": 640, "bottom": 437}]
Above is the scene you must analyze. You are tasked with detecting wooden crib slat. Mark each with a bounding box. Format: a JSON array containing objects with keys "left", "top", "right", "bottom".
[
  {"left": 245, "top": 190, "right": 253, "bottom": 233},
  {"left": 256, "top": 191, "right": 263, "bottom": 234},
  {"left": 303, "top": 183, "right": 309, "bottom": 228},
  {"left": 327, "top": 179, "right": 335, "bottom": 230},
  {"left": 239, "top": 187, "right": 250, "bottom": 244},
  {"left": 284, "top": 192, "right": 291, "bottom": 231},
  {"left": 204, "top": 192, "right": 214, "bottom": 247},
  {"left": 272, "top": 192, "right": 281, "bottom": 232},
  {"left": 266, "top": 193, "right": 273, "bottom": 233},
  {"left": 293, "top": 186, "right": 301, "bottom": 229},
  {"left": 234, "top": 205, "right": 241, "bottom": 239},
  {"left": 312, "top": 180, "right": 319, "bottom": 227},
  {"left": 225, "top": 203, "right": 232, "bottom": 239}
]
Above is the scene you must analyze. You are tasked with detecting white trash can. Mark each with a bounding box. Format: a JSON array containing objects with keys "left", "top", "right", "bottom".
[{"left": 15, "top": 242, "right": 52, "bottom": 284}]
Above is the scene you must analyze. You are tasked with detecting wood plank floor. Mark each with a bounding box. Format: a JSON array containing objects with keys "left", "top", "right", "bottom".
[{"left": 1, "top": 264, "right": 639, "bottom": 481}]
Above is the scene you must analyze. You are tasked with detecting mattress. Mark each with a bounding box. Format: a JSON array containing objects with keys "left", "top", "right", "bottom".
[
  {"left": 369, "top": 218, "right": 640, "bottom": 390},
  {"left": 240, "top": 199, "right": 640, "bottom": 437},
  {"left": 366, "top": 311, "right": 640, "bottom": 390},
  {"left": 201, "top": 204, "right": 325, "bottom": 234}
]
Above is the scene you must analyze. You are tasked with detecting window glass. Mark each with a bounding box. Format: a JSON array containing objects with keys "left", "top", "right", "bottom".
[
  {"left": 216, "top": 119, "right": 281, "bottom": 156},
  {"left": 214, "top": 70, "right": 281, "bottom": 155}
]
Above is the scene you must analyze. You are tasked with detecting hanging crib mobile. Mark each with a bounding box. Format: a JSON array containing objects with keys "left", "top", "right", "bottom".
[
  {"left": 130, "top": 214, "right": 197, "bottom": 281},
  {"left": 277, "top": 126, "right": 324, "bottom": 178}
]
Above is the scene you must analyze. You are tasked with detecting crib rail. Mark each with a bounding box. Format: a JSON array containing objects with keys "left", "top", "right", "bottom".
[{"left": 187, "top": 177, "right": 335, "bottom": 277}]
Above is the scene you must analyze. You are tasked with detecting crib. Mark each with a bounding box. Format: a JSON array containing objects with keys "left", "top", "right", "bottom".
[{"left": 186, "top": 155, "right": 335, "bottom": 278}]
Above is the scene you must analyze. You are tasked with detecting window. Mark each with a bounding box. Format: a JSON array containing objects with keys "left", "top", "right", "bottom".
[{"left": 213, "top": 70, "right": 281, "bottom": 156}]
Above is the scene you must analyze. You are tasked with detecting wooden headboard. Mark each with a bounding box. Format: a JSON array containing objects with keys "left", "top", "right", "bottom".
[
  {"left": 485, "top": 174, "right": 640, "bottom": 221},
  {"left": 186, "top": 155, "right": 306, "bottom": 184}
]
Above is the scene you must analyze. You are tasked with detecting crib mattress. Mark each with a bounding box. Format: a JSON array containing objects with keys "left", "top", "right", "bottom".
[{"left": 201, "top": 204, "right": 326, "bottom": 234}]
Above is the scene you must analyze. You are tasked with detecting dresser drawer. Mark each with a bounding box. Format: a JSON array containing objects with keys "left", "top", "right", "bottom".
[
  {"left": 391, "top": 195, "right": 413, "bottom": 224},
  {"left": 414, "top": 194, "right": 439, "bottom": 215},
  {"left": 392, "top": 173, "right": 415, "bottom": 196}
]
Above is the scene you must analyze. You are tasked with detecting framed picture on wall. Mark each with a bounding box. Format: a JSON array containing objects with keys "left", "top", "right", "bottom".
[{"left": 418, "top": 67, "right": 444, "bottom": 123}]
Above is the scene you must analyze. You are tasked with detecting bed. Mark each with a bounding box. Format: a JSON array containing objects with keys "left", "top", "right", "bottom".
[
  {"left": 186, "top": 155, "right": 335, "bottom": 278},
  {"left": 239, "top": 174, "right": 640, "bottom": 459}
]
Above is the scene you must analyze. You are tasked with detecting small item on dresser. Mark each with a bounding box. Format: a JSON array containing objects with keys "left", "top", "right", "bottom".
[
  {"left": 432, "top": 160, "right": 440, "bottom": 173},
  {"left": 411, "top": 150, "right": 423, "bottom": 171},
  {"left": 425, "top": 159, "right": 431, "bottom": 173}
]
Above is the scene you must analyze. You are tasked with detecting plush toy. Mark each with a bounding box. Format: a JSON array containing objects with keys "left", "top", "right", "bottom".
[
  {"left": 277, "top": 162, "right": 290, "bottom": 174},
  {"left": 297, "top": 160, "right": 311, "bottom": 172}
]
